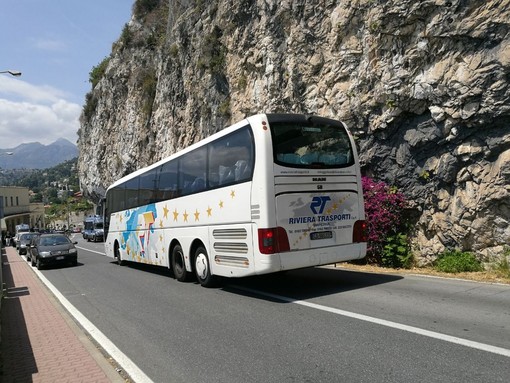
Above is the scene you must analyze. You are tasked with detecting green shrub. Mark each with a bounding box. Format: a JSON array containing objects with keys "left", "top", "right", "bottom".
[
  {"left": 133, "top": 0, "right": 159, "bottom": 18},
  {"left": 434, "top": 250, "right": 483, "bottom": 273},
  {"left": 140, "top": 70, "right": 157, "bottom": 117},
  {"left": 89, "top": 57, "right": 110, "bottom": 88},
  {"left": 82, "top": 92, "right": 98, "bottom": 121},
  {"left": 118, "top": 24, "right": 133, "bottom": 49},
  {"left": 169, "top": 43, "right": 179, "bottom": 58},
  {"left": 218, "top": 98, "right": 231, "bottom": 118},
  {"left": 200, "top": 27, "right": 226, "bottom": 74},
  {"left": 382, "top": 233, "right": 413, "bottom": 269}
]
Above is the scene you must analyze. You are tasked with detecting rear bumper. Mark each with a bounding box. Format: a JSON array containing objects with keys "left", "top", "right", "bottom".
[{"left": 278, "top": 243, "right": 367, "bottom": 271}]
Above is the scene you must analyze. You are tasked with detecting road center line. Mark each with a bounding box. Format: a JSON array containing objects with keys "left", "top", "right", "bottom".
[
  {"left": 33, "top": 267, "right": 155, "bottom": 383},
  {"left": 235, "top": 286, "right": 510, "bottom": 358}
]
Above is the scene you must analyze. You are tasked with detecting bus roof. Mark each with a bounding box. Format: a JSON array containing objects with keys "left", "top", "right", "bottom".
[
  {"left": 106, "top": 114, "right": 267, "bottom": 192},
  {"left": 105, "top": 113, "right": 349, "bottom": 193}
]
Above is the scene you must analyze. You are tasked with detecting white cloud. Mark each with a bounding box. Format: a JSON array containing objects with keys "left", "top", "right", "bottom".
[
  {"left": 0, "top": 76, "right": 69, "bottom": 103},
  {"left": 0, "top": 78, "right": 80, "bottom": 148},
  {"left": 31, "top": 37, "right": 67, "bottom": 52}
]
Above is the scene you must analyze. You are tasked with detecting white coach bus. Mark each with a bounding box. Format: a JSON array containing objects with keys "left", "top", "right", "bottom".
[{"left": 103, "top": 114, "right": 367, "bottom": 287}]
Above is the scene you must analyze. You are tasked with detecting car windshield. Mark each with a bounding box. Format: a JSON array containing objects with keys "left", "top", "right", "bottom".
[
  {"left": 40, "top": 236, "right": 70, "bottom": 246},
  {"left": 21, "top": 234, "right": 38, "bottom": 241}
]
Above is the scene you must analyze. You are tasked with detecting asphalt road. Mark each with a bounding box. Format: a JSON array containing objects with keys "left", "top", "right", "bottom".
[{"left": 36, "top": 235, "right": 510, "bottom": 383}]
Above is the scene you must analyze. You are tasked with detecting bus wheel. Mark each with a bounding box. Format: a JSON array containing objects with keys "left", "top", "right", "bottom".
[
  {"left": 194, "top": 246, "right": 216, "bottom": 287},
  {"left": 171, "top": 244, "right": 190, "bottom": 282},
  {"left": 115, "top": 243, "right": 125, "bottom": 266}
]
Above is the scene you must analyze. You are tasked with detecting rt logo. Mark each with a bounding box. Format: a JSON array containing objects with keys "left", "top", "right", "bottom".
[{"left": 310, "top": 196, "right": 331, "bottom": 214}]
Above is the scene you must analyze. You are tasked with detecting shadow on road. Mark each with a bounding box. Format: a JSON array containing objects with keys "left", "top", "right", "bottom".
[
  {"left": 223, "top": 266, "right": 403, "bottom": 301},
  {"left": 107, "top": 259, "right": 402, "bottom": 301}
]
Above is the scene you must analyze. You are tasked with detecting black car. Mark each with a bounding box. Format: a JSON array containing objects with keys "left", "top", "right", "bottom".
[
  {"left": 17, "top": 232, "right": 40, "bottom": 255},
  {"left": 29, "top": 234, "right": 78, "bottom": 269}
]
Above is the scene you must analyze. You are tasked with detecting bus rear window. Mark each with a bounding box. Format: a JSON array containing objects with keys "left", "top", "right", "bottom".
[{"left": 270, "top": 120, "right": 354, "bottom": 168}]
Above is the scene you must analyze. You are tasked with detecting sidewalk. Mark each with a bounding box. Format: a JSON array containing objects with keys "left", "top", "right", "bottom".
[{"left": 0, "top": 245, "right": 126, "bottom": 383}]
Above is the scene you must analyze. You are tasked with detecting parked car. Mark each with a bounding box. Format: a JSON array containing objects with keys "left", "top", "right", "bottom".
[
  {"left": 12, "top": 224, "right": 30, "bottom": 247},
  {"left": 17, "top": 232, "right": 40, "bottom": 255},
  {"left": 29, "top": 234, "right": 78, "bottom": 270},
  {"left": 11, "top": 232, "right": 22, "bottom": 247}
]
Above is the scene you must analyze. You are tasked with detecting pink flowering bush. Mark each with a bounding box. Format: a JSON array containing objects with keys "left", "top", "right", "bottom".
[{"left": 362, "top": 176, "right": 411, "bottom": 267}]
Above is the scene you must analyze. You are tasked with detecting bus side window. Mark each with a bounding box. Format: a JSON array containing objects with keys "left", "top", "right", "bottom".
[
  {"left": 219, "top": 165, "right": 234, "bottom": 185},
  {"left": 191, "top": 177, "right": 205, "bottom": 192},
  {"left": 235, "top": 160, "right": 249, "bottom": 181}
]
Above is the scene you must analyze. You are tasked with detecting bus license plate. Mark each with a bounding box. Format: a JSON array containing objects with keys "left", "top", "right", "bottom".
[{"left": 310, "top": 231, "right": 333, "bottom": 240}]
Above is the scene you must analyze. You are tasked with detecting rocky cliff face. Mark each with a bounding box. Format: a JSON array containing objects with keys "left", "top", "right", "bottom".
[{"left": 78, "top": 0, "right": 510, "bottom": 262}]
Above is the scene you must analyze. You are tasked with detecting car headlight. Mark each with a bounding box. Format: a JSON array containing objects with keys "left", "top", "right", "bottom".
[
  {"left": 40, "top": 251, "right": 51, "bottom": 257},
  {"left": 69, "top": 248, "right": 77, "bottom": 254}
]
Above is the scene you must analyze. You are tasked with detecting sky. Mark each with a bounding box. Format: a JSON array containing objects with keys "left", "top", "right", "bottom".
[{"left": 0, "top": 0, "right": 134, "bottom": 149}]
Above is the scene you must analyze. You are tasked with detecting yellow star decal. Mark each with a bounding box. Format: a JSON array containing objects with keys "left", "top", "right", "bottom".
[
  {"left": 219, "top": 200, "right": 224, "bottom": 208},
  {"left": 207, "top": 206, "right": 212, "bottom": 217},
  {"left": 183, "top": 210, "right": 189, "bottom": 222},
  {"left": 163, "top": 205, "right": 169, "bottom": 219},
  {"left": 159, "top": 219, "right": 164, "bottom": 228},
  {"left": 194, "top": 209, "right": 200, "bottom": 221},
  {"left": 159, "top": 234, "right": 163, "bottom": 242},
  {"left": 119, "top": 214, "right": 123, "bottom": 223},
  {"left": 173, "top": 209, "right": 179, "bottom": 221},
  {"left": 230, "top": 189, "right": 236, "bottom": 198}
]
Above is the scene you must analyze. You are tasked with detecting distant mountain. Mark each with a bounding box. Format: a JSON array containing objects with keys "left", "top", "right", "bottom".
[{"left": 0, "top": 139, "right": 78, "bottom": 169}]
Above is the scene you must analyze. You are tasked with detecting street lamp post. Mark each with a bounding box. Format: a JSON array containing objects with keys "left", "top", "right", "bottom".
[{"left": 0, "top": 70, "right": 22, "bottom": 77}]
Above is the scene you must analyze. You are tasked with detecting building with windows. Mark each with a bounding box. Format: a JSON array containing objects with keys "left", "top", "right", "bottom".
[{"left": 0, "top": 186, "right": 45, "bottom": 235}]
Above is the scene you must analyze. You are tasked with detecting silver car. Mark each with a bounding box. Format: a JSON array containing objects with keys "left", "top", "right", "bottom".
[{"left": 18, "top": 232, "right": 40, "bottom": 255}]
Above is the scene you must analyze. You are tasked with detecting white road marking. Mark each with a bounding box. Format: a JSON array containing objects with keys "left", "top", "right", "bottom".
[
  {"left": 76, "top": 246, "right": 105, "bottom": 256},
  {"left": 32, "top": 266, "right": 155, "bottom": 383},
  {"left": 235, "top": 286, "right": 510, "bottom": 358}
]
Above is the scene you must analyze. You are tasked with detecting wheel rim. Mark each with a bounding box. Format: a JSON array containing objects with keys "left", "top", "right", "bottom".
[{"left": 195, "top": 251, "right": 208, "bottom": 280}]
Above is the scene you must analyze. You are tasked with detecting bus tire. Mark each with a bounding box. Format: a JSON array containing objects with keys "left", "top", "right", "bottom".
[
  {"left": 115, "top": 243, "right": 125, "bottom": 266},
  {"left": 171, "top": 244, "right": 190, "bottom": 282},
  {"left": 194, "top": 246, "right": 216, "bottom": 287}
]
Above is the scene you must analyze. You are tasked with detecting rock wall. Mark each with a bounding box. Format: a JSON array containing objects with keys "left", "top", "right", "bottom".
[{"left": 78, "top": 0, "right": 510, "bottom": 262}]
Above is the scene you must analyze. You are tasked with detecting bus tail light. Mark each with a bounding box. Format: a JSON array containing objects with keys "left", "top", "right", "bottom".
[
  {"left": 258, "top": 227, "right": 290, "bottom": 254},
  {"left": 353, "top": 220, "right": 368, "bottom": 243}
]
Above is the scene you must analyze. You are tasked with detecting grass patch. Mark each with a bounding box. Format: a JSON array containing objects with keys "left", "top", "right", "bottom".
[{"left": 433, "top": 250, "right": 483, "bottom": 273}]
